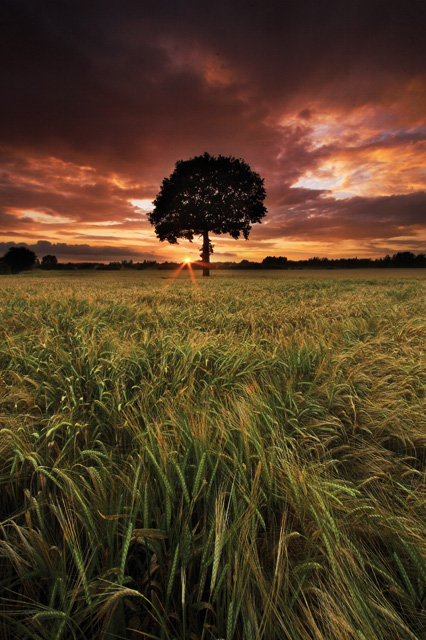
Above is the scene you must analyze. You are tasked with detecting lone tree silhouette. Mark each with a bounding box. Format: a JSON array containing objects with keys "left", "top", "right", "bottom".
[
  {"left": 2, "top": 246, "right": 36, "bottom": 273},
  {"left": 148, "top": 153, "right": 267, "bottom": 276}
]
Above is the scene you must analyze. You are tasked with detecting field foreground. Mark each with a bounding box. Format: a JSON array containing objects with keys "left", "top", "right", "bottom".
[{"left": 1, "top": 270, "right": 425, "bottom": 639}]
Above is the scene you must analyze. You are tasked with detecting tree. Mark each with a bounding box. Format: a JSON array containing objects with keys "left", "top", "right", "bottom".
[
  {"left": 392, "top": 251, "right": 416, "bottom": 267},
  {"left": 41, "top": 254, "right": 58, "bottom": 269},
  {"left": 148, "top": 152, "right": 267, "bottom": 276},
  {"left": 2, "top": 246, "right": 36, "bottom": 273},
  {"left": 262, "top": 256, "right": 288, "bottom": 269}
]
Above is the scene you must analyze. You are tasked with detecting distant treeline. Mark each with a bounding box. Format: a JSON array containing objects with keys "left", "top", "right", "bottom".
[{"left": 37, "top": 251, "right": 426, "bottom": 270}]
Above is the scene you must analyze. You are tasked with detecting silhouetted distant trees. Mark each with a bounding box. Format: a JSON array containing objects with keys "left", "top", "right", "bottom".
[
  {"left": 232, "top": 259, "right": 262, "bottom": 270},
  {"left": 2, "top": 251, "right": 424, "bottom": 274},
  {"left": 0, "top": 246, "right": 37, "bottom": 273},
  {"left": 262, "top": 256, "right": 288, "bottom": 268},
  {"left": 236, "top": 253, "right": 426, "bottom": 269},
  {"left": 40, "top": 254, "right": 58, "bottom": 269},
  {"left": 387, "top": 252, "right": 419, "bottom": 267}
]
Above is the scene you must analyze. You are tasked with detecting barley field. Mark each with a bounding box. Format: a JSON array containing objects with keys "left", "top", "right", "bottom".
[{"left": 1, "top": 269, "right": 425, "bottom": 640}]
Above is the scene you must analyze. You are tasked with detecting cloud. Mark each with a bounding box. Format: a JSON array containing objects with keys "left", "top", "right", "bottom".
[
  {"left": 252, "top": 191, "right": 426, "bottom": 242},
  {"left": 0, "top": 240, "right": 161, "bottom": 262},
  {"left": 2, "top": 0, "right": 424, "bottom": 168},
  {"left": 209, "top": 251, "right": 238, "bottom": 259},
  {"left": 0, "top": 0, "right": 425, "bottom": 259}
]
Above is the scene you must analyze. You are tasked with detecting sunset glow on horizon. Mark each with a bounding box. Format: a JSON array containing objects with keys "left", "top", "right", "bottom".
[{"left": 1, "top": 1, "right": 425, "bottom": 263}]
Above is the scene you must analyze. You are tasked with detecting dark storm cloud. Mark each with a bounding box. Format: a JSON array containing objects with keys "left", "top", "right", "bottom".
[
  {"left": 0, "top": 240, "right": 160, "bottom": 261},
  {"left": 252, "top": 191, "right": 426, "bottom": 241},
  {"left": 2, "top": 0, "right": 424, "bottom": 169},
  {"left": 1, "top": 0, "right": 271, "bottom": 175}
]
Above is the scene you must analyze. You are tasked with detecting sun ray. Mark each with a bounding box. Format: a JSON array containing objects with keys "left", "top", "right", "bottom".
[
  {"left": 161, "top": 261, "right": 186, "bottom": 291},
  {"left": 161, "top": 259, "right": 201, "bottom": 294},
  {"left": 192, "top": 260, "right": 210, "bottom": 270},
  {"left": 186, "top": 261, "right": 200, "bottom": 292}
]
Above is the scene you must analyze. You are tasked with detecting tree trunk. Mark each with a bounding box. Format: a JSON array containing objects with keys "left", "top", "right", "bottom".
[{"left": 202, "top": 229, "right": 210, "bottom": 277}]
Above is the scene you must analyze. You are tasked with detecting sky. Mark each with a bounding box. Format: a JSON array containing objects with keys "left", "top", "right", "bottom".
[{"left": 1, "top": 0, "right": 425, "bottom": 263}]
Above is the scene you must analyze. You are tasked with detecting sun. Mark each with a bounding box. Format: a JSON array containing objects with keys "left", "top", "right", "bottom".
[{"left": 185, "top": 258, "right": 191, "bottom": 263}]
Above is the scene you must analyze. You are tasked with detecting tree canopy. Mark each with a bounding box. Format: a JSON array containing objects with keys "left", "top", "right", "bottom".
[
  {"left": 41, "top": 254, "right": 58, "bottom": 269},
  {"left": 148, "top": 152, "right": 267, "bottom": 275},
  {"left": 1, "top": 246, "right": 37, "bottom": 273}
]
